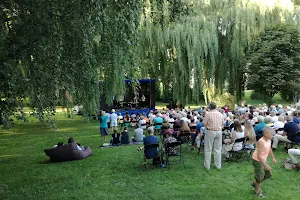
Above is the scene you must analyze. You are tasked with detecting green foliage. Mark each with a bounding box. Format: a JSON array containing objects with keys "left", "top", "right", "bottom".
[
  {"left": 0, "top": 0, "right": 141, "bottom": 127},
  {"left": 250, "top": 91, "right": 267, "bottom": 100},
  {"left": 247, "top": 24, "right": 300, "bottom": 102},
  {"left": 280, "top": 90, "right": 295, "bottom": 101},
  {"left": 213, "top": 93, "right": 237, "bottom": 110},
  {"left": 138, "top": 0, "right": 298, "bottom": 105}
]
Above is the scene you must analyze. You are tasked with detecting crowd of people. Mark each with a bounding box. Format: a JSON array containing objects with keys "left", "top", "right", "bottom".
[{"left": 98, "top": 102, "right": 300, "bottom": 197}]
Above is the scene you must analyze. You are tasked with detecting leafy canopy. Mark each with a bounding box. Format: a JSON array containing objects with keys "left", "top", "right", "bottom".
[{"left": 247, "top": 24, "right": 300, "bottom": 102}]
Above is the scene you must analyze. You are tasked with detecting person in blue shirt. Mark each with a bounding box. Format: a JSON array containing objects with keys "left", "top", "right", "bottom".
[
  {"left": 272, "top": 115, "right": 300, "bottom": 150},
  {"left": 100, "top": 111, "right": 109, "bottom": 145},
  {"left": 143, "top": 127, "right": 159, "bottom": 159},
  {"left": 153, "top": 114, "right": 164, "bottom": 129},
  {"left": 191, "top": 117, "right": 204, "bottom": 150},
  {"left": 292, "top": 111, "right": 300, "bottom": 124},
  {"left": 254, "top": 116, "right": 265, "bottom": 139}
]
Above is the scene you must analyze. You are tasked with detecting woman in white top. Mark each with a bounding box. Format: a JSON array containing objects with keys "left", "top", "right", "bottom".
[{"left": 223, "top": 120, "right": 245, "bottom": 158}]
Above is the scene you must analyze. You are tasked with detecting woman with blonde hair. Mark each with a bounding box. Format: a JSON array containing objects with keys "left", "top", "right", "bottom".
[
  {"left": 244, "top": 119, "right": 256, "bottom": 149},
  {"left": 177, "top": 120, "right": 191, "bottom": 144}
]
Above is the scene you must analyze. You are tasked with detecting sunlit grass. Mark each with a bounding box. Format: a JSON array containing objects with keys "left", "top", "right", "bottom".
[{"left": 0, "top": 114, "right": 299, "bottom": 200}]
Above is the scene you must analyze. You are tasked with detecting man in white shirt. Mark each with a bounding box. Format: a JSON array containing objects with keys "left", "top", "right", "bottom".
[
  {"left": 138, "top": 116, "right": 147, "bottom": 129},
  {"left": 110, "top": 109, "right": 118, "bottom": 127},
  {"left": 149, "top": 111, "right": 156, "bottom": 125},
  {"left": 181, "top": 113, "right": 191, "bottom": 123}
]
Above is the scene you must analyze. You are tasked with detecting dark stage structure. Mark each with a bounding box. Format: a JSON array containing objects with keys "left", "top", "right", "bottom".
[{"left": 100, "top": 79, "right": 156, "bottom": 115}]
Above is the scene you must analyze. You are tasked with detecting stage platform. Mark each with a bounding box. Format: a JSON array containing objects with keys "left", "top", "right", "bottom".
[{"left": 112, "top": 108, "right": 155, "bottom": 116}]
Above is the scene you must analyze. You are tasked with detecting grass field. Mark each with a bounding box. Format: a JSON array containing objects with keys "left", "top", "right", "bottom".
[
  {"left": 1, "top": 113, "right": 300, "bottom": 200},
  {"left": 156, "top": 90, "right": 290, "bottom": 110}
]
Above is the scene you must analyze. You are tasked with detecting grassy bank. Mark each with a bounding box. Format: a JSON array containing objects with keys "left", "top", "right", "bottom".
[{"left": 0, "top": 114, "right": 299, "bottom": 200}]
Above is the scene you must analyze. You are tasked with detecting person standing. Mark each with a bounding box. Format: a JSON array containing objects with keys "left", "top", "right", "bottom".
[
  {"left": 203, "top": 102, "right": 224, "bottom": 170},
  {"left": 100, "top": 111, "right": 109, "bottom": 145},
  {"left": 252, "top": 127, "right": 277, "bottom": 198},
  {"left": 141, "top": 95, "right": 146, "bottom": 108},
  {"left": 110, "top": 109, "right": 118, "bottom": 128}
]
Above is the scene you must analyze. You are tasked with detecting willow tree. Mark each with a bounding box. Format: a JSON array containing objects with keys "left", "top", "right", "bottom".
[
  {"left": 0, "top": 0, "right": 141, "bottom": 127},
  {"left": 137, "top": 0, "right": 297, "bottom": 105}
]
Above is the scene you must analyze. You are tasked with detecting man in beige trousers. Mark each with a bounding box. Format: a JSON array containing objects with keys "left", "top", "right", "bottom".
[{"left": 203, "top": 102, "right": 224, "bottom": 169}]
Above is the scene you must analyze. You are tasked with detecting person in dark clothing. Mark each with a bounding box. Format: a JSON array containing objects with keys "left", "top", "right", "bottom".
[
  {"left": 143, "top": 127, "right": 159, "bottom": 159},
  {"left": 272, "top": 115, "right": 300, "bottom": 150},
  {"left": 111, "top": 127, "right": 121, "bottom": 146},
  {"left": 121, "top": 127, "right": 130, "bottom": 144}
]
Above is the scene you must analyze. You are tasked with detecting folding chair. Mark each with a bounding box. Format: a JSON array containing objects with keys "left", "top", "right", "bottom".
[
  {"left": 143, "top": 143, "right": 162, "bottom": 169},
  {"left": 165, "top": 141, "right": 184, "bottom": 167},
  {"left": 179, "top": 131, "right": 191, "bottom": 149},
  {"left": 227, "top": 137, "right": 246, "bottom": 162}
]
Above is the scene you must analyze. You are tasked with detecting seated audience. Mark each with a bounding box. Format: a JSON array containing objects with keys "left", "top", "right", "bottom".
[
  {"left": 196, "top": 126, "right": 206, "bottom": 150},
  {"left": 68, "top": 137, "right": 84, "bottom": 150},
  {"left": 273, "top": 116, "right": 285, "bottom": 134},
  {"left": 118, "top": 113, "right": 123, "bottom": 126},
  {"left": 223, "top": 120, "right": 245, "bottom": 158},
  {"left": 181, "top": 113, "right": 191, "bottom": 123},
  {"left": 163, "top": 130, "right": 178, "bottom": 155},
  {"left": 121, "top": 127, "right": 130, "bottom": 144},
  {"left": 272, "top": 115, "right": 299, "bottom": 150},
  {"left": 270, "top": 112, "right": 278, "bottom": 123},
  {"left": 288, "top": 148, "right": 300, "bottom": 170},
  {"left": 133, "top": 124, "right": 144, "bottom": 142},
  {"left": 138, "top": 116, "right": 147, "bottom": 129},
  {"left": 189, "top": 118, "right": 197, "bottom": 132},
  {"left": 124, "top": 112, "right": 131, "bottom": 127},
  {"left": 244, "top": 120, "right": 256, "bottom": 149},
  {"left": 265, "top": 116, "right": 273, "bottom": 127},
  {"left": 111, "top": 128, "right": 121, "bottom": 146},
  {"left": 161, "top": 123, "right": 174, "bottom": 138},
  {"left": 293, "top": 111, "right": 300, "bottom": 125},
  {"left": 178, "top": 120, "right": 191, "bottom": 137},
  {"left": 192, "top": 117, "right": 204, "bottom": 149},
  {"left": 154, "top": 113, "right": 164, "bottom": 129},
  {"left": 254, "top": 116, "right": 265, "bottom": 139},
  {"left": 143, "top": 127, "right": 159, "bottom": 159}
]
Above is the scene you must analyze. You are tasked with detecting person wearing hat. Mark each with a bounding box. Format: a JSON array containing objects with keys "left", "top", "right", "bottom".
[{"left": 110, "top": 109, "right": 118, "bottom": 128}]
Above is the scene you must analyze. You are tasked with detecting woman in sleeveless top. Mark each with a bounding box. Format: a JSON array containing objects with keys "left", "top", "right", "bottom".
[
  {"left": 222, "top": 120, "right": 244, "bottom": 158},
  {"left": 252, "top": 127, "right": 277, "bottom": 198}
]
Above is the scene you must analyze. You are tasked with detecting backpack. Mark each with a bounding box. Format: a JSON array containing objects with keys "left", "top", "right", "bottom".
[{"left": 281, "top": 158, "right": 294, "bottom": 170}]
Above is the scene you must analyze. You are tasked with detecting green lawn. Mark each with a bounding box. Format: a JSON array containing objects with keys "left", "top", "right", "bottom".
[
  {"left": 0, "top": 114, "right": 299, "bottom": 200},
  {"left": 156, "top": 90, "right": 291, "bottom": 109}
]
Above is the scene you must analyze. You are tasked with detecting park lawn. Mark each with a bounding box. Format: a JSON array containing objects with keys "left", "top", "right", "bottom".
[
  {"left": 156, "top": 90, "right": 290, "bottom": 109},
  {"left": 0, "top": 114, "right": 299, "bottom": 200}
]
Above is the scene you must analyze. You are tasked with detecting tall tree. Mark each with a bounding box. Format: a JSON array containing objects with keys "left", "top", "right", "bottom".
[
  {"left": 0, "top": 0, "right": 141, "bottom": 127},
  {"left": 137, "top": 0, "right": 297, "bottom": 105},
  {"left": 247, "top": 24, "right": 300, "bottom": 103}
]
